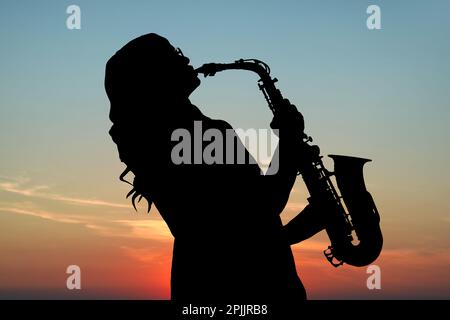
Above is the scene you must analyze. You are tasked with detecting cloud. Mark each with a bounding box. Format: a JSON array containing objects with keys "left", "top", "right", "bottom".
[
  {"left": 120, "top": 245, "right": 172, "bottom": 265},
  {"left": 0, "top": 203, "right": 172, "bottom": 242},
  {"left": 0, "top": 178, "right": 128, "bottom": 208},
  {"left": 0, "top": 176, "right": 174, "bottom": 241},
  {"left": 113, "top": 219, "right": 172, "bottom": 241},
  {"left": 0, "top": 206, "right": 90, "bottom": 225}
]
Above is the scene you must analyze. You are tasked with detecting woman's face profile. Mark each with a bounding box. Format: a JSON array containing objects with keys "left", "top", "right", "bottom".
[{"left": 165, "top": 46, "right": 201, "bottom": 98}]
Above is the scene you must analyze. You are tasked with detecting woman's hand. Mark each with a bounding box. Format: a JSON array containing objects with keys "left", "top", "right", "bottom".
[{"left": 270, "top": 99, "right": 305, "bottom": 139}]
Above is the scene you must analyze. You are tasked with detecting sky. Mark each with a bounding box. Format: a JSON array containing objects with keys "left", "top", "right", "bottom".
[{"left": 1, "top": 0, "right": 450, "bottom": 299}]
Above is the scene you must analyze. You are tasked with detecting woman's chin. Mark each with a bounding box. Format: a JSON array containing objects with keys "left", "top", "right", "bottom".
[{"left": 188, "top": 76, "right": 201, "bottom": 95}]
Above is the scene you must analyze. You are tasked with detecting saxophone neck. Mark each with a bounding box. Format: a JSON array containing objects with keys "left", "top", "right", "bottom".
[
  {"left": 195, "top": 59, "right": 271, "bottom": 80},
  {"left": 196, "top": 59, "right": 282, "bottom": 114}
]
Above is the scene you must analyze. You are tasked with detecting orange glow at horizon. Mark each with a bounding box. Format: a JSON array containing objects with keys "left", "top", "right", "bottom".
[
  {"left": 1, "top": 207, "right": 448, "bottom": 300},
  {"left": 1, "top": 176, "right": 450, "bottom": 299}
]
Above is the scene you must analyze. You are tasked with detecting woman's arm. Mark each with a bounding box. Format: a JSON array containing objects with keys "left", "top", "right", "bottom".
[
  {"left": 284, "top": 204, "right": 325, "bottom": 245},
  {"left": 261, "top": 101, "right": 326, "bottom": 243}
]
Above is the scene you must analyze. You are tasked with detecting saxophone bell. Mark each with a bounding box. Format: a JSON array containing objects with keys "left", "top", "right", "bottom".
[{"left": 326, "top": 155, "right": 383, "bottom": 267}]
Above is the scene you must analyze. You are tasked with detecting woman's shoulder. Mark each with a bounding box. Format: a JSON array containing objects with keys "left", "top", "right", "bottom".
[{"left": 191, "top": 105, "right": 233, "bottom": 131}]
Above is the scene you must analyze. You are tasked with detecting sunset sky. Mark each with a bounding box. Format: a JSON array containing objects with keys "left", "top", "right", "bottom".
[{"left": 1, "top": 0, "right": 449, "bottom": 299}]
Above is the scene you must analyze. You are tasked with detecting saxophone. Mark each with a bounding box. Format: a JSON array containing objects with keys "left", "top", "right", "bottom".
[{"left": 196, "top": 59, "right": 383, "bottom": 267}]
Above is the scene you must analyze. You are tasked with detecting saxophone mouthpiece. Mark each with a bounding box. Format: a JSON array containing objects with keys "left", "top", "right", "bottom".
[{"left": 195, "top": 63, "right": 217, "bottom": 77}]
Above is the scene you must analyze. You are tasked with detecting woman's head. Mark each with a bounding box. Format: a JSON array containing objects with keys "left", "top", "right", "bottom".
[{"left": 105, "top": 33, "right": 200, "bottom": 123}]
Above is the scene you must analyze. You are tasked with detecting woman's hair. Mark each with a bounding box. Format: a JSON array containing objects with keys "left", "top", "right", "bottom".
[
  {"left": 119, "top": 167, "right": 152, "bottom": 213},
  {"left": 105, "top": 33, "right": 177, "bottom": 213}
]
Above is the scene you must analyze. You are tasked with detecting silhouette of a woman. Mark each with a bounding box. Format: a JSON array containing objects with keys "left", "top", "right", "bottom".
[{"left": 105, "top": 33, "right": 324, "bottom": 302}]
